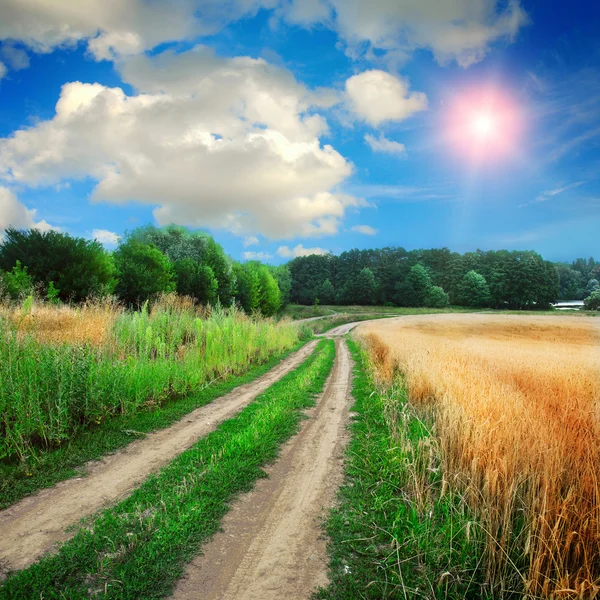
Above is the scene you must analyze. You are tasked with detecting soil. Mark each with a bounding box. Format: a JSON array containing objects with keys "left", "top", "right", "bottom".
[
  {"left": 171, "top": 338, "right": 353, "bottom": 600},
  {"left": 0, "top": 341, "right": 318, "bottom": 575}
]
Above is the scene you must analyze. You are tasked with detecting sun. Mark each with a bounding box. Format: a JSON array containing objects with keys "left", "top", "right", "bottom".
[
  {"left": 443, "top": 86, "right": 523, "bottom": 162},
  {"left": 471, "top": 112, "right": 496, "bottom": 138}
]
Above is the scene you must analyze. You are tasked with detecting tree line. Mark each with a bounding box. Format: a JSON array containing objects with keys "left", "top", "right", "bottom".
[
  {"left": 287, "top": 247, "right": 596, "bottom": 310},
  {"left": 0, "top": 225, "right": 597, "bottom": 312},
  {"left": 0, "top": 226, "right": 288, "bottom": 317}
]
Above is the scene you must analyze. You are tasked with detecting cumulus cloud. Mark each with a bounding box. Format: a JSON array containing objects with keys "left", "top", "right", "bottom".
[
  {"left": 0, "top": 47, "right": 363, "bottom": 239},
  {"left": 92, "top": 228, "right": 120, "bottom": 246},
  {"left": 351, "top": 225, "right": 378, "bottom": 235},
  {"left": 0, "top": 0, "right": 278, "bottom": 60},
  {"left": 0, "top": 186, "right": 55, "bottom": 233},
  {"left": 279, "top": 0, "right": 528, "bottom": 67},
  {"left": 346, "top": 70, "right": 427, "bottom": 126},
  {"left": 364, "top": 133, "right": 406, "bottom": 155},
  {"left": 276, "top": 244, "right": 328, "bottom": 258},
  {"left": 243, "top": 251, "right": 272, "bottom": 260}
]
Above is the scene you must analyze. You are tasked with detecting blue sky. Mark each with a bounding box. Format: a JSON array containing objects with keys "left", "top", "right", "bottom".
[{"left": 0, "top": 0, "right": 598, "bottom": 263}]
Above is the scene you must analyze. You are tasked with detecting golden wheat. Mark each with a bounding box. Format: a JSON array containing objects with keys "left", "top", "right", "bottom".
[{"left": 358, "top": 314, "right": 600, "bottom": 598}]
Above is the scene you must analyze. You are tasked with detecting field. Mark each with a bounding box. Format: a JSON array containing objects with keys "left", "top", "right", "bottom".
[
  {"left": 356, "top": 314, "right": 600, "bottom": 597},
  {"left": 2, "top": 303, "right": 599, "bottom": 599}
]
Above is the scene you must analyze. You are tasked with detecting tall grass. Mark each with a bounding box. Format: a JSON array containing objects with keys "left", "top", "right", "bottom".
[
  {"left": 0, "top": 296, "right": 299, "bottom": 463},
  {"left": 359, "top": 314, "right": 600, "bottom": 598}
]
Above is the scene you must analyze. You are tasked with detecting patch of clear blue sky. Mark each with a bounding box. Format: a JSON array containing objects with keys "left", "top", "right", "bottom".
[{"left": 0, "top": 0, "right": 599, "bottom": 262}]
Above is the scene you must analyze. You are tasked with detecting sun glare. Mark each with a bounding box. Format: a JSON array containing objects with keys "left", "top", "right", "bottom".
[{"left": 444, "top": 86, "right": 522, "bottom": 162}]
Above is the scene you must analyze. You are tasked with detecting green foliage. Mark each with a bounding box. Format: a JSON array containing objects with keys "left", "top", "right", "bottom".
[
  {"left": 126, "top": 225, "right": 236, "bottom": 306},
  {"left": 457, "top": 270, "right": 491, "bottom": 307},
  {"left": 583, "top": 290, "right": 600, "bottom": 311},
  {"left": 234, "top": 262, "right": 261, "bottom": 314},
  {"left": 0, "top": 260, "right": 33, "bottom": 300},
  {"left": 0, "top": 303, "right": 299, "bottom": 463},
  {"left": 0, "top": 228, "right": 115, "bottom": 301},
  {"left": 46, "top": 281, "right": 61, "bottom": 305},
  {"left": 316, "top": 278, "right": 335, "bottom": 305},
  {"left": 395, "top": 263, "right": 432, "bottom": 307},
  {"left": 587, "top": 278, "right": 599, "bottom": 294},
  {"left": 1, "top": 341, "right": 304, "bottom": 510},
  {"left": 425, "top": 284, "right": 449, "bottom": 307},
  {"left": 270, "top": 265, "right": 292, "bottom": 307},
  {"left": 173, "top": 258, "right": 218, "bottom": 305},
  {"left": 0, "top": 341, "right": 334, "bottom": 599},
  {"left": 288, "top": 254, "right": 333, "bottom": 304},
  {"left": 258, "top": 267, "right": 281, "bottom": 316},
  {"left": 114, "top": 240, "right": 176, "bottom": 305}
]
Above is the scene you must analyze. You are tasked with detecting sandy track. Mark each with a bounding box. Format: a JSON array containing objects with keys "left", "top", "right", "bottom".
[
  {"left": 0, "top": 341, "right": 317, "bottom": 575},
  {"left": 172, "top": 338, "right": 353, "bottom": 600}
]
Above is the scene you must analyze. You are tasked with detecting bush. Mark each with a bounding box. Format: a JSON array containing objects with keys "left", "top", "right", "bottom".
[
  {"left": 583, "top": 290, "right": 600, "bottom": 310},
  {"left": 0, "top": 260, "right": 33, "bottom": 300},
  {"left": 425, "top": 285, "right": 449, "bottom": 308},
  {"left": 114, "top": 240, "right": 176, "bottom": 305}
]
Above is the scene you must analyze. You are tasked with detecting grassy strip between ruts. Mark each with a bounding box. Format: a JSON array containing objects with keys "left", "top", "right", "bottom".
[
  {"left": 0, "top": 338, "right": 335, "bottom": 599},
  {"left": 315, "top": 339, "right": 490, "bottom": 600},
  {"left": 0, "top": 339, "right": 309, "bottom": 511}
]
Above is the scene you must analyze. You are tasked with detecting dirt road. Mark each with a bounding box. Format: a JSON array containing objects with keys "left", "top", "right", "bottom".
[
  {"left": 172, "top": 338, "right": 353, "bottom": 600},
  {"left": 0, "top": 341, "right": 317, "bottom": 575}
]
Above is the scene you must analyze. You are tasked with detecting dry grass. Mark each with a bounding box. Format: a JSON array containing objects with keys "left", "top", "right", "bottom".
[{"left": 357, "top": 314, "right": 600, "bottom": 598}]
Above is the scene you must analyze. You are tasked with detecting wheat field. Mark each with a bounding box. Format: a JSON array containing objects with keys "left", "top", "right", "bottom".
[{"left": 358, "top": 314, "right": 600, "bottom": 598}]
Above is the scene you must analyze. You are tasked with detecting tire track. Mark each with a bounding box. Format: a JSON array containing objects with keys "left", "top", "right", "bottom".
[{"left": 172, "top": 338, "right": 353, "bottom": 600}]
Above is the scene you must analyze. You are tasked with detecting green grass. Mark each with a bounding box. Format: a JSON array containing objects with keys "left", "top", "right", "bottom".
[
  {"left": 0, "top": 301, "right": 300, "bottom": 463},
  {"left": 0, "top": 339, "right": 335, "bottom": 600},
  {"left": 316, "top": 340, "right": 490, "bottom": 600},
  {"left": 0, "top": 340, "right": 307, "bottom": 511}
]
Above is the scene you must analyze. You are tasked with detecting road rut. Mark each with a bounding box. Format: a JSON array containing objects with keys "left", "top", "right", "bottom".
[
  {"left": 172, "top": 338, "right": 353, "bottom": 600},
  {"left": 0, "top": 341, "right": 317, "bottom": 575}
]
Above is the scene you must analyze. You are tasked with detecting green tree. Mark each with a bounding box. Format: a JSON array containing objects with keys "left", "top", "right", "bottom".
[
  {"left": 173, "top": 258, "right": 218, "bottom": 305},
  {"left": 425, "top": 285, "right": 449, "bottom": 308},
  {"left": 233, "top": 263, "right": 261, "bottom": 314},
  {"left": 270, "top": 266, "right": 292, "bottom": 307},
  {"left": 316, "top": 279, "right": 335, "bottom": 305},
  {"left": 126, "top": 225, "right": 236, "bottom": 306},
  {"left": 0, "top": 260, "right": 33, "bottom": 300},
  {"left": 583, "top": 290, "right": 600, "bottom": 311},
  {"left": 586, "top": 279, "right": 599, "bottom": 294},
  {"left": 114, "top": 240, "right": 175, "bottom": 305},
  {"left": 395, "top": 264, "right": 431, "bottom": 307},
  {"left": 456, "top": 271, "right": 491, "bottom": 307},
  {"left": 355, "top": 268, "right": 377, "bottom": 305},
  {"left": 0, "top": 228, "right": 115, "bottom": 301},
  {"left": 258, "top": 267, "right": 281, "bottom": 316}
]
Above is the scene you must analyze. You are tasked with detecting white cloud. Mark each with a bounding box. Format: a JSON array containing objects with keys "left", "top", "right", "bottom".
[
  {"left": 351, "top": 224, "right": 377, "bottom": 235},
  {"left": 243, "top": 235, "right": 259, "bottom": 247},
  {"left": 518, "top": 181, "right": 586, "bottom": 208},
  {"left": 364, "top": 133, "right": 406, "bottom": 155},
  {"left": 92, "top": 228, "right": 120, "bottom": 246},
  {"left": 279, "top": 0, "right": 528, "bottom": 68},
  {"left": 0, "top": 186, "right": 55, "bottom": 233},
  {"left": 0, "top": 61, "right": 6, "bottom": 80},
  {"left": 276, "top": 244, "right": 328, "bottom": 258},
  {"left": 1, "top": 44, "right": 30, "bottom": 70},
  {"left": 346, "top": 70, "right": 427, "bottom": 126},
  {"left": 243, "top": 251, "right": 272, "bottom": 260},
  {"left": 0, "top": 47, "right": 364, "bottom": 239},
  {"left": 0, "top": 0, "right": 277, "bottom": 60}
]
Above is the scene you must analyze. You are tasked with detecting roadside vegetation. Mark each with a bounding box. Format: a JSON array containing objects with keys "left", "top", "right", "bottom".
[
  {"left": 0, "top": 296, "right": 299, "bottom": 468},
  {"left": 0, "top": 339, "right": 335, "bottom": 599},
  {"left": 317, "top": 340, "right": 488, "bottom": 599},
  {"left": 355, "top": 315, "right": 600, "bottom": 597}
]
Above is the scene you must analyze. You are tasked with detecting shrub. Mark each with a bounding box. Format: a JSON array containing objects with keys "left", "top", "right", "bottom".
[{"left": 583, "top": 290, "right": 600, "bottom": 310}]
